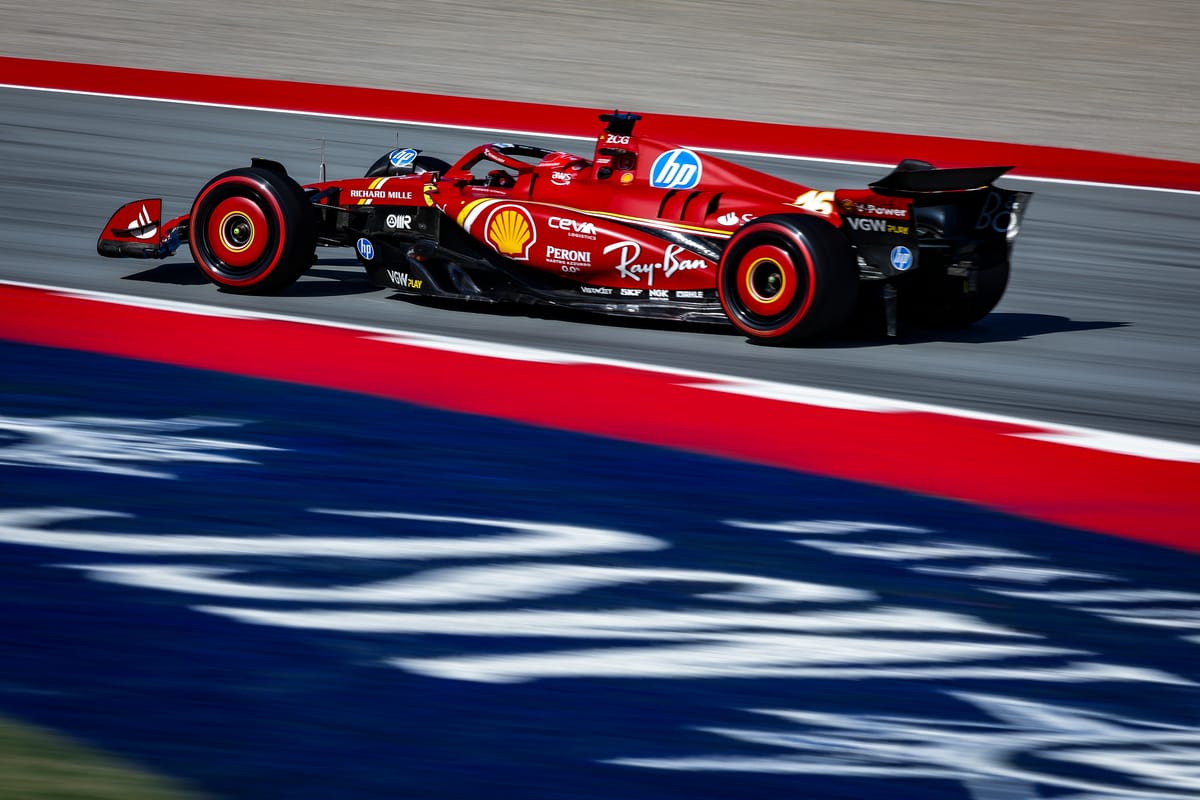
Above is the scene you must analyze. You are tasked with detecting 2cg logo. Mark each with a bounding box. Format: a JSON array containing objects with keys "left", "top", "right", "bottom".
[{"left": 650, "top": 149, "right": 702, "bottom": 189}]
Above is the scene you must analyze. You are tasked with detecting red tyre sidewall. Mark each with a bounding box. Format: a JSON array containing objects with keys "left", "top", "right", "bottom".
[
  {"left": 190, "top": 174, "right": 288, "bottom": 289},
  {"left": 720, "top": 220, "right": 818, "bottom": 339}
]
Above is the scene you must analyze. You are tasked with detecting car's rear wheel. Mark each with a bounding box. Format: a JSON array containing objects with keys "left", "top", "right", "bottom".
[
  {"left": 189, "top": 167, "right": 316, "bottom": 294},
  {"left": 717, "top": 214, "right": 858, "bottom": 343}
]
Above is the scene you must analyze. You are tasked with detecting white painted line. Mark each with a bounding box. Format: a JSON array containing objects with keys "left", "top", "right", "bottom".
[{"left": 4, "top": 278, "right": 1198, "bottom": 463}]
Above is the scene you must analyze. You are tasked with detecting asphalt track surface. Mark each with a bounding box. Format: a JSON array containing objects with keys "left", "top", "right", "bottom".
[{"left": 1, "top": 85, "right": 1197, "bottom": 447}]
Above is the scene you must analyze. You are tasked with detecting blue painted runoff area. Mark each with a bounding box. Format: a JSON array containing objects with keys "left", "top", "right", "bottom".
[{"left": 1, "top": 340, "right": 1197, "bottom": 800}]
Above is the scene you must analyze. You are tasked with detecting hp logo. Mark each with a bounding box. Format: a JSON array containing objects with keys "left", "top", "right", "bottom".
[
  {"left": 649, "top": 149, "right": 702, "bottom": 189},
  {"left": 388, "top": 148, "right": 418, "bottom": 168},
  {"left": 890, "top": 245, "right": 913, "bottom": 271},
  {"left": 356, "top": 238, "right": 375, "bottom": 260}
]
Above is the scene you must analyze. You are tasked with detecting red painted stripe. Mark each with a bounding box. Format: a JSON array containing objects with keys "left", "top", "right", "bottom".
[
  {"left": 3, "top": 56, "right": 1198, "bottom": 192},
  {"left": 1, "top": 284, "right": 1194, "bottom": 552}
]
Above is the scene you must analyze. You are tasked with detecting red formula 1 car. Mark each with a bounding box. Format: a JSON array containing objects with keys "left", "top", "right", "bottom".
[{"left": 98, "top": 112, "right": 1031, "bottom": 343}]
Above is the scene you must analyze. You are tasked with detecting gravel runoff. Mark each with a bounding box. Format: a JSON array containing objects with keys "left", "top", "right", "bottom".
[{"left": 1, "top": 0, "right": 1197, "bottom": 163}]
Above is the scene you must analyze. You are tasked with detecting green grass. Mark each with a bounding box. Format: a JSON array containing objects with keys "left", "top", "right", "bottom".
[{"left": 0, "top": 714, "right": 204, "bottom": 799}]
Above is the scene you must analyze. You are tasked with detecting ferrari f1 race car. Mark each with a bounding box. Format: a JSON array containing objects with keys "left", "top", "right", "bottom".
[{"left": 98, "top": 112, "right": 1032, "bottom": 343}]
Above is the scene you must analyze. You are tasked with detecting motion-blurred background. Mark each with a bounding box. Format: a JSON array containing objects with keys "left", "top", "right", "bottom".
[{"left": 2, "top": 0, "right": 1196, "bottom": 162}]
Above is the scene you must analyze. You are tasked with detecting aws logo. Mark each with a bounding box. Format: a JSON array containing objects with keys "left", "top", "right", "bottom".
[{"left": 485, "top": 204, "right": 536, "bottom": 260}]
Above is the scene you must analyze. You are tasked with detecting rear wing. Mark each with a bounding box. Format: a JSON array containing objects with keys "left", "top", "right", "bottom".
[
  {"left": 837, "top": 160, "right": 1032, "bottom": 284},
  {"left": 864, "top": 159, "right": 1032, "bottom": 241},
  {"left": 870, "top": 161, "right": 1012, "bottom": 196}
]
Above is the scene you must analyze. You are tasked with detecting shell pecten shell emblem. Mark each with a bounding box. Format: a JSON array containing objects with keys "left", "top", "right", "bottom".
[{"left": 486, "top": 204, "right": 536, "bottom": 260}]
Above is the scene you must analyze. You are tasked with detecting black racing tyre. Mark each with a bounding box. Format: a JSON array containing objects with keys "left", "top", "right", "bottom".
[
  {"left": 188, "top": 166, "right": 316, "bottom": 294},
  {"left": 902, "top": 262, "right": 1010, "bottom": 328},
  {"left": 365, "top": 152, "right": 453, "bottom": 178},
  {"left": 717, "top": 214, "right": 858, "bottom": 344}
]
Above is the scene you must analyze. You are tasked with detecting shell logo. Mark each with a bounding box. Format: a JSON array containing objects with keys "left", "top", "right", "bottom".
[{"left": 486, "top": 205, "right": 536, "bottom": 260}]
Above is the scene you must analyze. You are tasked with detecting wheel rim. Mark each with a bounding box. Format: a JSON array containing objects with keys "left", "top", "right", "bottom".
[
  {"left": 735, "top": 243, "right": 800, "bottom": 318},
  {"left": 204, "top": 195, "right": 270, "bottom": 270}
]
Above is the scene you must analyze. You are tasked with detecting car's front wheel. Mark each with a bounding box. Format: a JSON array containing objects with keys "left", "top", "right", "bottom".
[
  {"left": 189, "top": 166, "right": 316, "bottom": 294},
  {"left": 717, "top": 214, "right": 858, "bottom": 343}
]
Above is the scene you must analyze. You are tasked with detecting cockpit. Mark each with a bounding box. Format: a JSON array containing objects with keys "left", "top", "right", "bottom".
[
  {"left": 445, "top": 143, "right": 593, "bottom": 194},
  {"left": 442, "top": 112, "right": 645, "bottom": 195}
]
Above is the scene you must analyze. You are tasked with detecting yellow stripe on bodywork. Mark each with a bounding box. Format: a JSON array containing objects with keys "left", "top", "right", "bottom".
[
  {"left": 456, "top": 198, "right": 498, "bottom": 228},
  {"left": 446, "top": 197, "right": 734, "bottom": 239},
  {"left": 356, "top": 177, "right": 391, "bottom": 205},
  {"left": 577, "top": 207, "right": 732, "bottom": 238}
]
